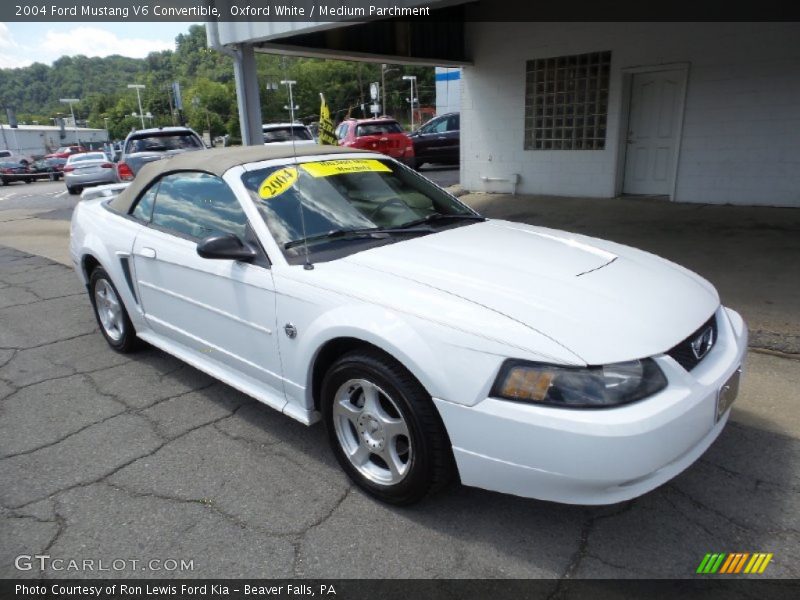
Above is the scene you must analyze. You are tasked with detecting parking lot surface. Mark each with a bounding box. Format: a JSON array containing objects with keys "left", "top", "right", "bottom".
[{"left": 0, "top": 181, "right": 798, "bottom": 579}]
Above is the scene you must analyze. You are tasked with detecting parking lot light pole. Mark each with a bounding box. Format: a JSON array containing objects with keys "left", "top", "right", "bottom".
[
  {"left": 402, "top": 75, "right": 416, "bottom": 131},
  {"left": 59, "top": 98, "right": 79, "bottom": 141},
  {"left": 127, "top": 84, "right": 146, "bottom": 129}
]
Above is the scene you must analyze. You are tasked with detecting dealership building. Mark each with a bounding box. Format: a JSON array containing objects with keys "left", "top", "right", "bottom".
[
  {"left": 208, "top": 3, "right": 800, "bottom": 207},
  {"left": 0, "top": 124, "right": 108, "bottom": 158}
]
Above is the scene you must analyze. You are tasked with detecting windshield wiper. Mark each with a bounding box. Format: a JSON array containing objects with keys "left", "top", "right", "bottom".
[
  {"left": 284, "top": 227, "right": 432, "bottom": 250},
  {"left": 397, "top": 213, "right": 486, "bottom": 229}
]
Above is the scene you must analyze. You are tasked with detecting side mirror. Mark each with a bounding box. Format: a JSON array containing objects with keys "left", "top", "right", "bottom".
[{"left": 196, "top": 233, "right": 257, "bottom": 262}]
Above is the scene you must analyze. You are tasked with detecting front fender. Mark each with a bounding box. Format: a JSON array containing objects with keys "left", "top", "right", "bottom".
[{"left": 286, "top": 303, "right": 446, "bottom": 410}]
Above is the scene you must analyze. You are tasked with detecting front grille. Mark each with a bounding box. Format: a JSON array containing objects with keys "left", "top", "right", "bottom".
[{"left": 666, "top": 314, "right": 718, "bottom": 372}]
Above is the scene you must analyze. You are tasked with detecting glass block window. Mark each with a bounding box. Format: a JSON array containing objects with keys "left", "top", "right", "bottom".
[{"left": 524, "top": 51, "right": 611, "bottom": 150}]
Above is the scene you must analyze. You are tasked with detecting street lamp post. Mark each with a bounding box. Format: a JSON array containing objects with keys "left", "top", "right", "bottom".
[
  {"left": 280, "top": 80, "right": 298, "bottom": 124},
  {"left": 59, "top": 98, "right": 79, "bottom": 141},
  {"left": 402, "top": 75, "right": 417, "bottom": 131},
  {"left": 127, "top": 84, "right": 146, "bottom": 129}
]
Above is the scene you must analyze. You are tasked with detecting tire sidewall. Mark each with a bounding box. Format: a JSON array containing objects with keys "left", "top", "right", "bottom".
[
  {"left": 88, "top": 267, "right": 136, "bottom": 352},
  {"left": 322, "top": 354, "right": 436, "bottom": 504}
]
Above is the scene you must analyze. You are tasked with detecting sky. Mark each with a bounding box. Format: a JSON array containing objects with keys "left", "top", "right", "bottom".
[{"left": 0, "top": 22, "right": 199, "bottom": 69}]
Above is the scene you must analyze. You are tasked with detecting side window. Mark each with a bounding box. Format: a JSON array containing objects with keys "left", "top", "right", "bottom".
[
  {"left": 150, "top": 172, "right": 249, "bottom": 240},
  {"left": 447, "top": 114, "right": 460, "bottom": 132},
  {"left": 336, "top": 123, "right": 349, "bottom": 140},
  {"left": 131, "top": 182, "right": 159, "bottom": 222},
  {"left": 431, "top": 118, "right": 449, "bottom": 134}
]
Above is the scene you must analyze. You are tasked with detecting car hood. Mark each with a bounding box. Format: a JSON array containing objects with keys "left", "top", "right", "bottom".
[{"left": 334, "top": 220, "right": 720, "bottom": 365}]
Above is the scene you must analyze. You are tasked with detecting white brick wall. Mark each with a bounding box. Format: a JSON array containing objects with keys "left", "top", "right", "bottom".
[{"left": 461, "top": 23, "right": 800, "bottom": 206}]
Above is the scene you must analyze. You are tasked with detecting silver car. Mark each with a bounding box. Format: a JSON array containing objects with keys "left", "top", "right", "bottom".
[
  {"left": 64, "top": 152, "right": 117, "bottom": 195},
  {"left": 117, "top": 126, "right": 204, "bottom": 180}
]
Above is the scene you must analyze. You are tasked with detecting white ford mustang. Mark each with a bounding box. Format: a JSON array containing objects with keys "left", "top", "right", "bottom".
[{"left": 69, "top": 145, "right": 747, "bottom": 505}]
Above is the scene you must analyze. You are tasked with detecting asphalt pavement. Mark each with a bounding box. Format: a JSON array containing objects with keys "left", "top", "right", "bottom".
[{"left": 0, "top": 177, "right": 798, "bottom": 580}]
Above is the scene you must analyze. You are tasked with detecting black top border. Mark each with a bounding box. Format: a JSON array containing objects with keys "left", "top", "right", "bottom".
[{"left": 2, "top": 0, "right": 800, "bottom": 22}]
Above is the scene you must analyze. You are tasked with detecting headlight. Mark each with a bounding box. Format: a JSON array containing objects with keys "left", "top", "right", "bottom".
[{"left": 491, "top": 358, "right": 667, "bottom": 408}]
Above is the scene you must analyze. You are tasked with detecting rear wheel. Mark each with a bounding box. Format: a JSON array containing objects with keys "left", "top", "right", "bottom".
[
  {"left": 88, "top": 267, "right": 140, "bottom": 353},
  {"left": 322, "top": 349, "right": 453, "bottom": 504}
]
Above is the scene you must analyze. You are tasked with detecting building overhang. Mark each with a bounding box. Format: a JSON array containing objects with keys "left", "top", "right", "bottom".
[{"left": 208, "top": 1, "right": 471, "bottom": 66}]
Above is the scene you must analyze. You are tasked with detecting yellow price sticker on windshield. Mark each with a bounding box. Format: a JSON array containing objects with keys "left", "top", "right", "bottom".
[
  {"left": 258, "top": 167, "right": 298, "bottom": 199},
  {"left": 301, "top": 159, "right": 391, "bottom": 178}
]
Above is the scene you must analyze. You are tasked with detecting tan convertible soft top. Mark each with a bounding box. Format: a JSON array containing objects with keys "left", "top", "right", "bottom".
[{"left": 108, "top": 144, "right": 365, "bottom": 214}]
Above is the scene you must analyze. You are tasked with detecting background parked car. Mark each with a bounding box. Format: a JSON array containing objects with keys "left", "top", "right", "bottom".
[
  {"left": 64, "top": 152, "right": 117, "bottom": 195},
  {"left": 45, "top": 145, "right": 88, "bottom": 159},
  {"left": 0, "top": 160, "right": 33, "bottom": 185},
  {"left": 262, "top": 123, "right": 316, "bottom": 146},
  {"left": 409, "top": 112, "right": 460, "bottom": 169},
  {"left": 336, "top": 118, "right": 415, "bottom": 165},
  {"left": 29, "top": 157, "right": 67, "bottom": 181},
  {"left": 116, "top": 126, "right": 205, "bottom": 180}
]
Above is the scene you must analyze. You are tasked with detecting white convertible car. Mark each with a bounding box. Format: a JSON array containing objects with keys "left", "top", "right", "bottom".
[{"left": 69, "top": 146, "right": 747, "bottom": 505}]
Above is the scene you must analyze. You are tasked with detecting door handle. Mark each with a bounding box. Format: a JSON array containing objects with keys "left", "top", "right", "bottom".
[
  {"left": 138, "top": 247, "right": 156, "bottom": 259},
  {"left": 437, "top": 136, "right": 447, "bottom": 140}
]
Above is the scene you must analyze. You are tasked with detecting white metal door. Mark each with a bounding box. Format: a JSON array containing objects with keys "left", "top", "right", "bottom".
[
  {"left": 132, "top": 227, "right": 285, "bottom": 395},
  {"left": 623, "top": 69, "right": 685, "bottom": 195}
]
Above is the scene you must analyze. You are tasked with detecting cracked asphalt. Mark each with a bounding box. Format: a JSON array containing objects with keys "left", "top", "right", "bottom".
[{"left": 1, "top": 181, "right": 799, "bottom": 580}]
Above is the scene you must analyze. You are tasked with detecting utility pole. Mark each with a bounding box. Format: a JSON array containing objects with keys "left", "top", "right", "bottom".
[
  {"left": 59, "top": 98, "right": 79, "bottom": 142},
  {"left": 127, "top": 84, "right": 146, "bottom": 129}
]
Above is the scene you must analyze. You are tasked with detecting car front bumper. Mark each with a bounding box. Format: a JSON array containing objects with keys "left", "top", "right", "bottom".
[{"left": 434, "top": 306, "right": 748, "bottom": 505}]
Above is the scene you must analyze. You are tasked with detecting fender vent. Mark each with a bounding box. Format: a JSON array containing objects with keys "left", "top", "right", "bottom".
[{"left": 118, "top": 256, "right": 138, "bottom": 305}]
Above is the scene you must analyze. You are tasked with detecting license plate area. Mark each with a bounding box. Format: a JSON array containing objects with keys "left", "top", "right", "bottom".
[{"left": 716, "top": 367, "right": 741, "bottom": 421}]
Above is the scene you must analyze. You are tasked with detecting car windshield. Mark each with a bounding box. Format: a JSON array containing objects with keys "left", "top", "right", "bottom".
[
  {"left": 127, "top": 133, "right": 202, "bottom": 153},
  {"left": 263, "top": 126, "right": 313, "bottom": 143},
  {"left": 355, "top": 122, "right": 403, "bottom": 136},
  {"left": 241, "top": 157, "right": 479, "bottom": 264}
]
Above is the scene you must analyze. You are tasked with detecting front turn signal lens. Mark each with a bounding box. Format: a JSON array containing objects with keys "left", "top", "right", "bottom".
[{"left": 499, "top": 367, "right": 554, "bottom": 402}]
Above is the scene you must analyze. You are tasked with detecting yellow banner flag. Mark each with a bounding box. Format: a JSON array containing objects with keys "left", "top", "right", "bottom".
[{"left": 318, "top": 93, "right": 337, "bottom": 146}]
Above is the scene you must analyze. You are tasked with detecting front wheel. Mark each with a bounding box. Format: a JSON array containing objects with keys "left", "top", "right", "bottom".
[
  {"left": 322, "top": 349, "right": 454, "bottom": 504},
  {"left": 88, "top": 267, "right": 140, "bottom": 353},
  {"left": 67, "top": 186, "right": 80, "bottom": 195}
]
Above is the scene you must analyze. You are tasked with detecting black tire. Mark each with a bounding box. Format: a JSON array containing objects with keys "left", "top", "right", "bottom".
[
  {"left": 67, "top": 186, "right": 80, "bottom": 195},
  {"left": 321, "top": 349, "right": 454, "bottom": 504},
  {"left": 88, "top": 266, "right": 140, "bottom": 353},
  {"left": 24, "top": 178, "right": 33, "bottom": 184}
]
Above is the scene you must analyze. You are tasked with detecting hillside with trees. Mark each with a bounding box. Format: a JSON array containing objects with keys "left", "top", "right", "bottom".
[{"left": 0, "top": 24, "right": 435, "bottom": 141}]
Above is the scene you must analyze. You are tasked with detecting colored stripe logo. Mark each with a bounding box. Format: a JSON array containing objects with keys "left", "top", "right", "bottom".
[{"left": 696, "top": 552, "right": 773, "bottom": 574}]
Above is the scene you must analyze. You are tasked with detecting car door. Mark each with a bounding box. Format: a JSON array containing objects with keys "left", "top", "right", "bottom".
[
  {"left": 414, "top": 117, "right": 449, "bottom": 163},
  {"left": 130, "top": 171, "right": 285, "bottom": 397},
  {"left": 443, "top": 114, "right": 460, "bottom": 163}
]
